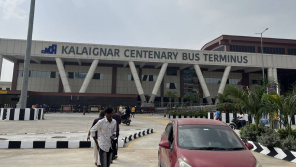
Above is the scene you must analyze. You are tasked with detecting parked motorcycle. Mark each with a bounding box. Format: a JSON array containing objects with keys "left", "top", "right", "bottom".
[
  {"left": 121, "top": 115, "right": 131, "bottom": 126},
  {"left": 229, "top": 117, "right": 247, "bottom": 130}
]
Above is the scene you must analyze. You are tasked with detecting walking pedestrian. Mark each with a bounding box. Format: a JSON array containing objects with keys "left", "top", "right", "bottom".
[
  {"left": 91, "top": 107, "right": 117, "bottom": 167},
  {"left": 214, "top": 110, "right": 220, "bottom": 121},
  {"left": 150, "top": 106, "right": 153, "bottom": 116},
  {"left": 83, "top": 105, "right": 87, "bottom": 115},
  {"left": 112, "top": 112, "right": 121, "bottom": 161},
  {"left": 87, "top": 111, "right": 106, "bottom": 167},
  {"left": 131, "top": 106, "right": 136, "bottom": 118}
]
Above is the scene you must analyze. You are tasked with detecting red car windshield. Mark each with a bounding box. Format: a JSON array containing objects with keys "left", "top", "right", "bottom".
[{"left": 177, "top": 125, "right": 245, "bottom": 150}]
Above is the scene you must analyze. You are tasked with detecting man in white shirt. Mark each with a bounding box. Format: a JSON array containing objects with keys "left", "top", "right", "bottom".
[
  {"left": 238, "top": 112, "right": 246, "bottom": 128},
  {"left": 91, "top": 107, "right": 117, "bottom": 167}
]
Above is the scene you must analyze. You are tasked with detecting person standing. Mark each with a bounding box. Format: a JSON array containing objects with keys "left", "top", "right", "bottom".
[
  {"left": 112, "top": 112, "right": 121, "bottom": 161},
  {"left": 83, "top": 105, "right": 87, "bottom": 115},
  {"left": 131, "top": 106, "right": 136, "bottom": 118},
  {"left": 214, "top": 110, "right": 220, "bottom": 120},
  {"left": 150, "top": 106, "right": 153, "bottom": 116},
  {"left": 87, "top": 111, "right": 105, "bottom": 167},
  {"left": 91, "top": 107, "right": 116, "bottom": 167}
]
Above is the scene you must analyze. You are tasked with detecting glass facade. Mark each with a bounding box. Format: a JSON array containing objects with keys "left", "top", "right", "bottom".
[
  {"left": 230, "top": 45, "right": 255, "bottom": 53},
  {"left": 258, "top": 47, "right": 285, "bottom": 54},
  {"left": 166, "top": 83, "right": 177, "bottom": 89},
  {"left": 142, "top": 75, "right": 158, "bottom": 81},
  {"left": 288, "top": 49, "right": 296, "bottom": 55},
  {"left": 18, "top": 70, "right": 60, "bottom": 78},
  {"left": 127, "top": 75, "right": 134, "bottom": 81},
  {"left": 183, "top": 70, "right": 200, "bottom": 94},
  {"left": 167, "top": 69, "right": 177, "bottom": 76}
]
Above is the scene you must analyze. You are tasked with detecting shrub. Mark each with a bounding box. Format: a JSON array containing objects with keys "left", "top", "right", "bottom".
[
  {"left": 277, "top": 128, "right": 296, "bottom": 139},
  {"left": 257, "top": 127, "right": 281, "bottom": 147},
  {"left": 239, "top": 123, "right": 267, "bottom": 142},
  {"left": 240, "top": 124, "right": 258, "bottom": 141},
  {"left": 281, "top": 135, "right": 296, "bottom": 151}
]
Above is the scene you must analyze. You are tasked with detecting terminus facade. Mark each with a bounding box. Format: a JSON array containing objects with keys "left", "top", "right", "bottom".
[{"left": 0, "top": 35, "right": 296, "bottom": 107}]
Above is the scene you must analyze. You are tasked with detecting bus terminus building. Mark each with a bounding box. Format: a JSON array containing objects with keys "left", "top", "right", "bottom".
[{"left": 0, "top": 35, "right": 296, "bottom": 107}]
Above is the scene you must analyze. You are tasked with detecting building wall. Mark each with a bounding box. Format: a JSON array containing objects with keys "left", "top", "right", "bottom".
[
  {"left": 249, "top": 73, "right": 263, "bottom": 92},
  {"left": 65, "top": 65, "right": 112, "bottom": 93},
  {"left": 17, "top": 63, "right": 59, "bottom": 92},
  {"left": 142, "top": 68, "right": 160, "bottom": 96},
  {"left": 203, "top": 71, "right": 242, "bottom": 99},
  {"left": 116, "top": 67, "right": 138, "bottom": 94},
  {"left": 0, "top": 82, "right": 11, "bottom": 90},
  {"left": 164, "top": 70, "right": 180, "bottom": 96}
]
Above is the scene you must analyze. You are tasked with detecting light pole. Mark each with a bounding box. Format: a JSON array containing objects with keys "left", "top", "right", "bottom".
[
  {"left": 255, "top": 28, "right": 268, "bottom": 79},
  {"left": 18, "top": 0, "right": 36, "bottom": 109}
]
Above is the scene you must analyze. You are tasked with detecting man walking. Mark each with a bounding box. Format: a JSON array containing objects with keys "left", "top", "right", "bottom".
[
  {"left": 87, "top": 111, "right": 105, "bottom": 167},
  {"left": 131, "top": 106, "right": 136, "bottom": 118},
  {"left": 91, "top": 107, "right": 116, "bottom": 167},
  {"left": 112, "top": 112, "right": 121, "bottom": 161}
]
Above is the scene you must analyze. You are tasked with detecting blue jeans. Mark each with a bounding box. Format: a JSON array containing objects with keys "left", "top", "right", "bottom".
[
  {"left": 99, "top": 148, "right": 113, "bottom": 167},
  {"left": 240, "top": 120, "right": 246, "bottom": 127}
]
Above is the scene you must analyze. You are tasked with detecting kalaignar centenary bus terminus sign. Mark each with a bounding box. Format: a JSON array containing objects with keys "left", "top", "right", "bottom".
[{"left": 42, "top": 44, "right": 248, "bottom": 64}]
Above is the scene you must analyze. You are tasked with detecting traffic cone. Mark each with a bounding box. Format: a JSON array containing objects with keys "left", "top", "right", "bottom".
[{"left": 83, "top": 110, "right": 86, "bottom": 115}]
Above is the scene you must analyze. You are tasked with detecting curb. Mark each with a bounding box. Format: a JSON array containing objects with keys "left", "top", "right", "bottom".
[
  {"left": 121, "top": 128, "right": 154, "bottom": 144},
  {"left": 0, "top": 129, "right": 154, "bottom": 149},
  {"left": 248, "top": 141, "right": 296, "bottom": 164}
]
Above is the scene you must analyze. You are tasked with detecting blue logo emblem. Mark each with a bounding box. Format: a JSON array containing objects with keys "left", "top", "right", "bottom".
[{"left": 41, "top": 44, "right": 57, "bottom": 54}]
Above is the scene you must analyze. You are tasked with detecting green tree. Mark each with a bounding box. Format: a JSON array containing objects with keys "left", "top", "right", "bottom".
[
  {"left": 267, "top": 91, "right": 296, "bottom": 135},
  {"left": 184, "top": 91, "right": 200, "bottom": 109},
  {"left": 224, "top": 82, "right": 274, "bottom": 130},
  {"left": 164, "top": 91, "right": 178, "bottom": 111}
]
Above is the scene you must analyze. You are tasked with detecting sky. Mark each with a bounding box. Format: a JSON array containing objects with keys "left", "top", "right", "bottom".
[{"left": 1, "top": 0, "right": 296, "bottom": 81}]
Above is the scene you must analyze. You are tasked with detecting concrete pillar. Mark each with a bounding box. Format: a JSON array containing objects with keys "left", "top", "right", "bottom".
[
  {"left": 0, "top": 55, "right": 2, "bottom": 80},
  {"left": 273, "top": 68, "right": 279, "bottom": 95},
  {"left": 55, "top": 58, "right": 71, "bottom": 93},
  {"left": 194, "top": 64, "right": 212, "bottom": 104},
  {"left": 215, "top": 66, "right": 231, "bottom": 104},
  {"left": 129, "top": 61, "right": 146, "bottom": 102},
  {"left": 79, "top": 60, "right": 99, "bottom": 93},
  {"left": 149, "top": 63, "right": 168, "bottom": 103},
  {"left": 267, "top": 68, "right": 273, "bottom": 81}
]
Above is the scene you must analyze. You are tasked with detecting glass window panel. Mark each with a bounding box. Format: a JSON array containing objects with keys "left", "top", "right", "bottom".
[
  {"left": 0, "top": 88, "right": 2, "bottom": 90},
  {"left": 56, "top": 72, "right": 60, "bottom": 78},
  {"left": 153, "top": 75, "right": 158, "bottom": 81},
  {"left": 41, "top": 71, "right": 46, "bottom": 78},
  {"left": 128, "top": 75, "right": 131, "bottom": 81},
  {"left": 149, "top": 75, "right": 153, "bottom": 81},
  {"left": 74, "top": 72, "right": 79, "bottom": 79},
  {"left": 18, "top": 70, "right": 23, "bottom": 77},
  {"left": 93, "top": 73, "right": 100, "bottom": 79},
  {"left": 31, "top": 71, "right": 37, "bottom": 78},
  {"left": 142, "top": 75, "right": 148, "bottom": 81},
  {"left": 37, "top": 71, "right": 42, "bottom": 78},
  {"left": 167, "top": 69, "right": 177, "bottom": 76},
  {"left": 79, "top": 73, "right": 87, "bottom": 79},
  {"left": 100, "top": 74, "right": 104, "bottom": 80},
  {"left": 68, "top": 72, "right": 74, "bottom": 79},
  {"left": 6, "top": 88, "right": 10, "bottom": 90}
]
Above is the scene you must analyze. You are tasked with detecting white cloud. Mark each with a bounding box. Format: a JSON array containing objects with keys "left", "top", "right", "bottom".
[{"left": 0, "top": 0, "right": 27, "bottom": 20}]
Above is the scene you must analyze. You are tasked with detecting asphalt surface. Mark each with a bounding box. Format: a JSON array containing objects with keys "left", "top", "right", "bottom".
[{"left": 0, "top": 113, "right": 295, "bottom": 167}]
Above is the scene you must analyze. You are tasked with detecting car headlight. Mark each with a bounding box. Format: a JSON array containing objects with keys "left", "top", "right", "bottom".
[
  {"left": 178, "top": 158, "right": 192, "bottom": 167},
  {"left": 255, "top": 160, "right": 262, "bottom": 167}
]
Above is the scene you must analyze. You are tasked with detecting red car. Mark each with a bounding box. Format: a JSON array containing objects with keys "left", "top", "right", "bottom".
[{"left": 158, "top": 119, "right": 261, "bottom": 167}]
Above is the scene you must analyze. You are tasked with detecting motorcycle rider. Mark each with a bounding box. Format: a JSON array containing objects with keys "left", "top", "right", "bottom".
[
  {"left": 238, "top": 112, "right": 246, "bottom": 127},
  {"left": 121, "top": 106, "right": 131, "bottom": 123}
]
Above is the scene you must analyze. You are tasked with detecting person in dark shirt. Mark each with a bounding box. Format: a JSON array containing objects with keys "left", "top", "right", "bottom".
[
  {"left": 87, "top": 111, "right": 105, "bottom": 167},
  {"left": 112, "top": 112, "right": 121, "bottom": 161}
]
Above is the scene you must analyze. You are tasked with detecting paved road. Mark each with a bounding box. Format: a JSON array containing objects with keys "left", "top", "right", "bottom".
[{"left": 0, "top": 113, "right": 295, "bottom": 167}]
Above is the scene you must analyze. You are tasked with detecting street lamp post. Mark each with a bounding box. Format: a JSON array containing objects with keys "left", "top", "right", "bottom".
[
  {"left": 18, "top": 0, "right": 36, "bottom": 109},
  {"left": 255, "top": 28, "right": 268, "bottom": 79}
]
